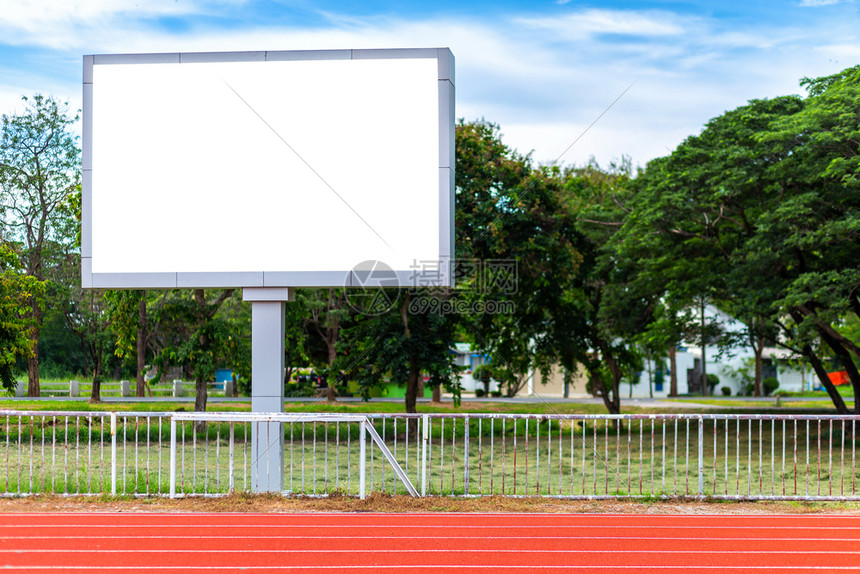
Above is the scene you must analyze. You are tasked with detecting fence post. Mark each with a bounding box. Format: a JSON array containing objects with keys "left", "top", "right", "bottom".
[
  {"left": 110, "top": 413, "right": 117, "bottom": 495},
  {"left": 697, "top": 416, "right": 704, "bottom": 497},
  {"left": 464, "top": 415, "right": 470, "bottom": 495},
  {"left": 228, "top": 422, "right": 235, "bottom": 492},
  {"left": 169, "top": 418, "right": 177, "bottom": 498},
  {"left": 359, "top": 419, "right": 367, "bottom": 500},
  {"left": 172, "top": 379, "right": 183, "bottom": 398},
  {"left": 421, "top": 414, "right": 429, "bottom": 496},
  {"left": 69, "top": 380, "right": 79, "bottom": 398},
  {"left": 120, "top": 380, "right": 131, "bottom": 398}
]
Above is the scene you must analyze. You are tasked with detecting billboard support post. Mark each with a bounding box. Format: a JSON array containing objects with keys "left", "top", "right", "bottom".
[{"left": 244, "top": 287, "right": 292, "bottom": 493}]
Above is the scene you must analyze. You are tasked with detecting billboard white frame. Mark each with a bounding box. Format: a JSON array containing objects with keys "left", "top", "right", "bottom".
[{"left": 81, "top": 48, "right": 455, "bottom": 290}]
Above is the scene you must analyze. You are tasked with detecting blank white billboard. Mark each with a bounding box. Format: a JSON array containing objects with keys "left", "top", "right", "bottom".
[{"left": 82, "top": 49, "right": 454, "bottom": 289}]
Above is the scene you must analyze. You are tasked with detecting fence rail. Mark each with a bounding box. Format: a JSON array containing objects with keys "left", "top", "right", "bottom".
[
  {"left": 14, "top": 380, "right": 233, "bottom": 398},
  {"left": 1, "top": 411, "right": 858, "bottom": 500}
]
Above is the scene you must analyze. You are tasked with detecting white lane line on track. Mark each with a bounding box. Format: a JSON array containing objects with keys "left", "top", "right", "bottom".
[
  {"left": 7, "top": 549, "right": 856, "bottom": 554},
  {"left": 0, "top": 523, "right": 860, "bottom": 538},
  {"left": 4, "top": 566, "right": 859, "bottom": 571},
  {"left": 3, "top": 535, "right": 858, "bottom": 542}
]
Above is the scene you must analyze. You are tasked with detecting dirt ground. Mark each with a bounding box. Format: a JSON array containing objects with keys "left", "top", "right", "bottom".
[{"left": 2, "top": 493, "right": 860, "bottom": 515}]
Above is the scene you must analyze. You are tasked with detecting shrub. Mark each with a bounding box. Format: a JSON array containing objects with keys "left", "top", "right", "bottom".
[
  {"left": 474, "top": 388, "right": 486, "bottom": 398},
  {"left": 706, "top": 374, "right": 719, "bottom": 391},
  {"left": 284, "top": 375, "right": 318, "bottom": 397},
  {"left": 720, "top": 386, "right": 731, "bottom": 396},
  {"left": 489, "top": 390, "right": 503, "bottom": 398},
  {"left": 763, "top": 377, "right": 779, "bottom": 396}
]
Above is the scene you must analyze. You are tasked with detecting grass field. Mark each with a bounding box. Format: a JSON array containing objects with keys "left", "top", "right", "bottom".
[
  {"left": 1, "top": 398, "right": 709, "bottom": 415},
  {"left": 665, "top": 397, "right": 854, "bottom": 410}
]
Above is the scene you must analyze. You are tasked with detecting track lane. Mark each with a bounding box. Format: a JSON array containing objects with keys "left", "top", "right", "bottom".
[
  {"left": 1, "top": 535, "right": 858, "bottom": 552},
  {"left": 1, "top": 513, "right": 857, "bottom": 572}
]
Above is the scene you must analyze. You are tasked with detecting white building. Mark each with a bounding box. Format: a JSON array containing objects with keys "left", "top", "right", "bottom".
[
  {"left": 620, "top": 305, "right": 812, "bottom": 398},
  {"left": 454, "top": 305, "right": 815, "bottom": 399},
  {"left": 451, "top": 343, "right": 499, "bottom": 394}
]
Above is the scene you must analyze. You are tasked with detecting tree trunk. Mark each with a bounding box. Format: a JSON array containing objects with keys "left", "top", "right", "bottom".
[
  {"left": 89, "top": 358, "right": 101, "bottom": 403},
  {"left": 647, "top": 350, "right": 653, "bottom": 398},
  {"left": 405, "top": 357, "right": 419, "bottom": 414},
  {"left": 192, "top": 289, "right": 211, "bottom": 420},
  {"left": 753, "top": 334, "right": 764, "bottom": 397},
  {"left": 194, "top": 375, "right": 208, "bottom": 432},
  {"left": 700, "top": 299, "right": 708, "bottom": 397},
  {"left": 562, "top": 368, "right": 569, "bottom": 399},
  {"left": 325, "top": 338, "right": 337, "bottom": 403},
  {"left": 816, "top": 326, "right": 860, "bottom": 415},
  {"left": 136, "top": 293, "right": 146, "bottom": 397},
  {"left": 432, "top": 385, "right": 441, "bottom": 403},
  {"left": 195, "top": 376, "right": 208, "bottom": 412},
  {"left": 400, "top": 291, "right": 421, "bottom": 413},
  {"left": 803, "top": 344, "right": 849, "bottom": 414},
  {"left": 232, "top": 374, "right": 238, "bottom": 398},
  {"left": 595, "top": 338, "right": 622, "bottom": 416},
  {"left": 27, "top": 344, "right": 40, "bottom": 397},
  {"left": 668, "top": 345, "right": 678, "bottom": 397},
  {"left": 27, "top": 295, "right": 41, "bottom": 397},
  {"left": 784, "top": 309, "right": 849, "bottom": 413},
  {"left": 400, "top": 293, "right": 419, "bottom": 414},
  {"left": 607, "top": 369, "right": 622, "bottom": 415}
]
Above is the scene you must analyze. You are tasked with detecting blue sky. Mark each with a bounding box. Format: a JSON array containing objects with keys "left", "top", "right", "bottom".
[{"left": 1, "top": 0, "right": 858, "bottom": 167}]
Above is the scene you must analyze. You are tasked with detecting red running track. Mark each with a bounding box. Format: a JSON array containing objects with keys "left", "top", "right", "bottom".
[{"left": 0, "top": 512, "right": 858, "bottom": 573}]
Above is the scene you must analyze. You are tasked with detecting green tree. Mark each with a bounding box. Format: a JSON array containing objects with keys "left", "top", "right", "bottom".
[
  {"left": 455, "top": 120, "right": 585, "bottom": 398},
  {"left": 622, "top": 67, "right": 860, "bottom": 412},
  {"left": 561, "top": 161, "right": 646, "bottom": 414},
  {"left": 302, "top": 289, "right": 351, "bottom": 401},
  {"left": 0, "top": 95, "right": 80, "bottom": 396},
  {"left": 105, "top": 290, "right": 152, "bottom": 396},
  {"left": 52, "top": 250, "right": 115, "bottom": 401},
  {"left": 217, "top": 289, "right": 252, "bottom": 397},
  {"left": 339, "top": 289, "right": 460, "bottom": 414},
  {"left": 149, "top": 289, "right": 235, "bottom": 414},
  {"left": 0, "top": 243, "right": 43, "bottom": 392}
]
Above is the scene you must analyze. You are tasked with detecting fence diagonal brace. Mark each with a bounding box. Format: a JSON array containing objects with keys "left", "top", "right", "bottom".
[{"left": 364, "top": 422, "right": 420, "bottom": 497}]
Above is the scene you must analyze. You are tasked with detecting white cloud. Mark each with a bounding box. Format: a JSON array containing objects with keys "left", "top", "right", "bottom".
[
  {"left": 0, "top": 4, "right": 857, "bottom": 168},
  {"left": 799, "top": 0, "right": 845, "bottom": 6},
  {"left": 517, "top": 9, "right": 688, "bottom": 40},
  {"left": 0, "top": 0, "right": 234, "bottom": 49}
]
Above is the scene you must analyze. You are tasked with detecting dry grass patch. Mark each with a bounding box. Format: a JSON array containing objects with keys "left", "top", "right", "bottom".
[{"left": 1, "top": 492, "right": 859, "bottom": 515}]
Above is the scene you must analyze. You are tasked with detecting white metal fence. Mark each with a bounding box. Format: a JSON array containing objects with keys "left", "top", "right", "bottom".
[
  {"left": 14, "top": 379, "right": 233, "bottom": 398},
  {"left": 1, "top": 411, "right": 858, "bottom": 500}
]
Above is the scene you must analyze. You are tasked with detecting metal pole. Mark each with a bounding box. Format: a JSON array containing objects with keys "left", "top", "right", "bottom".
[
  {"left": 359, "top": 419, "right": 367, "bottom": 500},
  {"left": 697, "top": 416, "right": 704, "bottom": 497},
  {"left": 244, "top": 288, "right": 291, "bottom": 493},
  {"left": 229, "top": 423, "right": 235, "bottom": 492},
  {"left": 421, "top": 414, "right": 429, "bottom": 496},
  {"left": 169, "top": 418, "right": 177, "bottom": 498},
  {"left": 110, "top": 413, "right": 117, "bottom": 496},
  {"left": 464, "top": 415, "right": 470, "bottom": 495}
]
